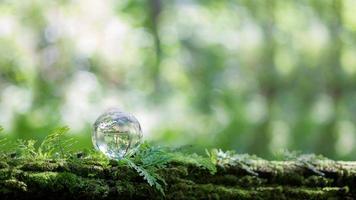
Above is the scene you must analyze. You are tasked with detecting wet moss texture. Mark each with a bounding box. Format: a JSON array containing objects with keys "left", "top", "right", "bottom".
[{"left": 0, "top": 156, "right": 355, "bottom": 199}]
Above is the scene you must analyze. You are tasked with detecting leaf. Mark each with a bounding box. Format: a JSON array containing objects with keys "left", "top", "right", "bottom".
[
  {"left": 121, "top": 143, "right": 173, "bottom": 195},
  {"left": 136, "top": 145, "right": 172, "bottom": 168},
  {"left": 124, "top": 158, "right": 165, "bottom": 195},
  {"left": 0, "top": 127, "right": 6, "bottom": 148},
  {"left": 38, "top": 126, "right": 76, "bottom": 159},
  {"left": 0, "top": 138, "right": 8, "bottom": 150},
  {"left": 16, "top": 139, "right": 37, "bottom": 159}
]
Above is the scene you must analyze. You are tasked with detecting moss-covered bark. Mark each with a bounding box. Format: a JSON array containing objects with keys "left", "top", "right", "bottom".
[{"left": 0, "top": 156, "right": 355, "bottom": 200}]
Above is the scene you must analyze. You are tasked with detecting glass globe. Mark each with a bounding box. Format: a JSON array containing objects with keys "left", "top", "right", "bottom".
[{"left": 92, "top": 109, "right": 143, "bottom": 159}]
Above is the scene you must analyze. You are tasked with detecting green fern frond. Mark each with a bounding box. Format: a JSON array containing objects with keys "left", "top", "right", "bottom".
[
  {"left": 0, "top": 138, "right": 8, "bottom": 150},
  {"left": 16, "top": 139, "right": 37, "bottom": 159},
  {"left": 124, "top": 158, "right": 165, "bottom": 195},
  {"left": 121, "top": 143, "right": 172, "bottom": 195},
  {"left": 38, "top": 126, "right": 76, "bottom": 159},
  {"left": 135, "top": 144, "right": 172, "bottom": 168}
]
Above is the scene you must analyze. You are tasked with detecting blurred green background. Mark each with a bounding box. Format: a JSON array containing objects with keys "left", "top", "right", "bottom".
[{"left": 0, "top": 0, "right": 356, "bottom": 159}]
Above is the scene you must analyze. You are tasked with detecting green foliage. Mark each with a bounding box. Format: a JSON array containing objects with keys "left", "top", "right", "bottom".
[
  {"left": 0, "top": 130, "right": 175, "bottom": 194},
  {"left": 122, "top": 142, "right": 172, "bottom": 195},
  {"left": 0, "top": 138, "right": 7, "bottom": 149},
  {"left": 78, "top": 149, "right": 110, "bottom": 167},
  {"left": 117, "top": 143, "right": 221, "bottom": 194},
  {"left": 16, "top": 139, "right": 37, "bottom": 159},
  {"left": 38, "top": 126, "right": 76, "bottom": 159},
  {"left": 0, "top": 126, "right": 7, "bottom": 150},
  {"left": 120, "top": 143, "right": 219, "bottom": 194},
  {"left": 13, "top": 126, "right": 75, "bottom": 159},
  {"left": 0, "top": 128, "right": 346, "bottom": 197},
  {"left": 124, "top": 158, "right": 166, "bottom": 194},
  {"left": 133, "top": 142, "right": 172, "bottom": 168}
]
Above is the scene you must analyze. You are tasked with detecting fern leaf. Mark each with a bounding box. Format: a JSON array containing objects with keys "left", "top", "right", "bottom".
[
  {"left": 124, "top": 158, "right": 165, "bottom": 194},
  {"left": 16, "top": 139, "right": 37, "bottom": 159},
  {"left": 0, "top": 138, "right": 7, "bottom": 150},
  {"left": 138, "top": 146, "right": 172, "bottom": 168},
  {"left": 39, "top": 126, "right": 76, "bottom": 158}
]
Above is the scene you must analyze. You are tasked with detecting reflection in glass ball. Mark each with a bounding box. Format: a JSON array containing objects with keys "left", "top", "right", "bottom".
[{"left": 92, "top": 109, "right": 143, "bottom": 159}]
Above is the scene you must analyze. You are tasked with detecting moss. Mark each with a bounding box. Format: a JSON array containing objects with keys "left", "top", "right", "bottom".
[
  {"left": 20, "top": 161, "right": 63, "bottom": 172},
  {"left": 109, "top": 165, "right": 138, "bottom": 180},
  {"left": 21, "top": 171, "right": 110, "bottom": 199},
  {"left": 1, "top": 179, "right": 27, "bottom": 192},
  {"left": 0, "top": 155, "right": 355, "bottom": 199},
  {"left": 160, "top": 165, "right": 188, "bottom": 182},
  {"left": 24, "top": 172, "right": 59, "bottom": 189},
  {"left": 303, "top": 176, "right": 333, "bottom": 187},
  {"left": 0, "top": 169, "right": 11, "bottom": 180},
  {"left": 197, "top": 174, "right": 266, "bottom": 187},
  {"left": 167, "top": 183, "right": 255, "bottom": 200},
  {"left": 67, "top": 161, "right": 105, "bottom": 178},
  {"left": 115, "top": 181, "right": 136, "bottom": 198},
  {"left": 283, "top": 187, "right": 349, "bottom": 200},
  {"left": 167, "top": 185, "right": 349, "bottom": 200},
  {"left": 0, "top": 161, "right": 9, "bottom": 169}
]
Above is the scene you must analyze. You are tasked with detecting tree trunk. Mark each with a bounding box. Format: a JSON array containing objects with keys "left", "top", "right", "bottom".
[{"left": 0, "top": 157, "right": 355, "bottom": 200}]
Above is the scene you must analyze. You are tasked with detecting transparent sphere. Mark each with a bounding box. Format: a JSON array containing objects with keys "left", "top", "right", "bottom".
[{"left": 92, "top": 109, "right": 143, "bottom": 159}]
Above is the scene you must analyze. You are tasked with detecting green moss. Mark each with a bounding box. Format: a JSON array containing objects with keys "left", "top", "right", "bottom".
[
  {"left": 25, "top": 172, "right": 59, "bottom": 189},
  {"left": 0, "top": 179, "right": 27, "bottom": 192},
  {"left": 115, "top": 181, "right": 136, "bottom": 198},
  {"left": 167, "top": 183, "right": 255, "bottom": 200},
  {"left": 160, "top": 165, "right": 188, "bottom": 183},
  {"left": 198, "top": 174, "right": 266, "bottom": 187},
  {"left": 20, "top": 160, "right": 63, "bottom": 171},
  {"left": 284, "top": 187, "right": 349, "bottom": 200},
  {"left": 21, "top": 171, "right": 110, "bottom": 199},
  {"left": 0, "top": 161, "right": 9, "bottom": 169},
  {"left": 303, "top": 176, "right": 333, "bottom": 187},
  {"left": 67, "top": 161, "right": 105, "bottom": 178},
  {"left": 166, "top": 183, "right": 352, "bottom": 200},
  {"left": 0, "top": 150, "right": 355, "bottom": 199},
  {"left": 0, "top": 169, "right": 11, "bottom": 180}
]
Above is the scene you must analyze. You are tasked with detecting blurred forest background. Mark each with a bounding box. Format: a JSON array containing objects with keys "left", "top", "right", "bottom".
[{"left": 0, "top": 0, "right": 356, "bottom": 159}]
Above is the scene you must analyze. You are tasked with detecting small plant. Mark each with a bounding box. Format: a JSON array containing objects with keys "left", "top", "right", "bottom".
[
  {"left": 16, "top": 139, "right": 37, "bottom": 159},
  {"left": 0, "top": 126, "right": 7, "bottom": 149},
  {"left": 38, "top": 126, "right": 76, "bottom": 159},
  {"left": 14, "top": 126, "right": 75, "bottom": 159},
  {"left": 122, "top": 142, "right": 172, "bottom": 194}
]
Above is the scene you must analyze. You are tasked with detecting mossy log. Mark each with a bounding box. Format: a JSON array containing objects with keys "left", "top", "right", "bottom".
[{"left": 0, "top": 156, "right": 355, "bottom": 200}]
